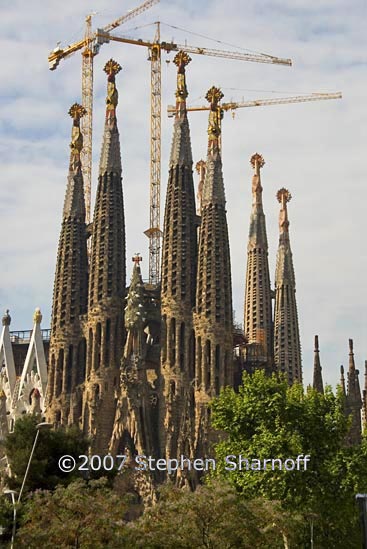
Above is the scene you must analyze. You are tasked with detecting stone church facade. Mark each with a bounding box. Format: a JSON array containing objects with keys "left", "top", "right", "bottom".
[{"left": 2, "top": 54, "right": 364, "bottom": 474}]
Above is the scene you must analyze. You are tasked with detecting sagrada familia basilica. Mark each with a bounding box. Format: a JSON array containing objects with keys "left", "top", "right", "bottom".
[{"left": 0, "top": 53, "right": 365, "bottom": 475}]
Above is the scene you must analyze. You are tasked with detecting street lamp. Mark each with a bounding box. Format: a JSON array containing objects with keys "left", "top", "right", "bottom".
[
  {"left": 4, "top": 421, "right": 52, "bottom": 549},
  {"left": 3, "top": 489, "right": 16, "bottom": 549},
  {"left": 17, "top": 421, "right": 52, "bottom": 503},
  {"left": 356, "top": 494, "right": 367, "bottom": 548}
]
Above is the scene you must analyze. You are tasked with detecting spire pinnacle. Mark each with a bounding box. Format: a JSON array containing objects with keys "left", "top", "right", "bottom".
[
  {"left": 2, "top": 309, "right": 11, "bottom": 326},
  {"left": 313, "top": 335, "right": 324, "bottom": 393},
  {"left": 33, "top": 308, "right": 42, "bottom": 325},
  {"left": 206, "top": 86, "right": 223, "bottom": 154},
  {"left": 250, "top": 153, "right": 265, "bottom": 208},
  {"left": 104, "top": 59, "right": 122, "bottom": 123},
  {"left": 349, "top": 338, "right": 355, "bottom": 372},
  {"left": 68, "top": 103, "right": 86, "bottom": 170},
  {"left": 340, "top": 365, "right": 346, "bottom": 396},
  {"left": 174, "top": 51, "right": 191, "bottom": 116},
  {"left": 277, "top": 188, "right": 291, "bottom": 236},
  {"left": 132, "top": 253, "right": 143, "bottom": 265}
]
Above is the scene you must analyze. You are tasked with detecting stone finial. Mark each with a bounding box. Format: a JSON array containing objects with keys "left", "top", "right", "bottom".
[
  {"left": 68, "top": 103, "right": 86, "bottom": 154},
  {"left": 173, "top": 51, "right": 192, "bottom": 69},
  {"left": 33, "top": 307, "right": 42, "bottom": 324},
  {"left": 2, "top": 309, "right": 11, "bottom": 326},
  {"left": 206, "top": 86, "right": 223, "bottom": 150},
  {"left": 314, "top": 334, "right": 319, "bottom": 351},
  {"left": 250, "top": 153, "right": 265, "bottom": 173},
  {"left": 250, "top": 154, "right": 264, "bottom": 205},
  {"left": 132, "top": 253, "right": 143, "bottom": 265},
  {"left": 104, "top": 59, "right": 122, "bottom": 113},
  {"left": 206, "top": 86, "right": 224, "bottom": 107},
  {"left": 174, "top": 51, "right": 191, "bottom": 106},
  {"left": 277, "top": 188, "right": 292, "bottom": 235},
  {"left": 104, "top": 59, "right": 122, "bottom": 78}
]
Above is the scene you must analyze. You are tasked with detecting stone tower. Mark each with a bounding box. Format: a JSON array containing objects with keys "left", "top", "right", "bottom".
[
  {"left": 243, "top": 154, "right": 273, "bottom": 371},
  {"left": 82, "top": 60, "right": 126, "bottom": 452},
  {"left": 312, "top": 335, "right": 324, "bottom": 393},
  {"left": 193, "top": 87, "right": 233, "bottom": 454},
  {"left": 273, "top": 188, "right": 302, "bottom": 384},
  {"left": 345, "top": 339, "right": 362, "bottom": 445},
  {"left": 47, "top": 104, "right": 88, "bottom": 426},
  {"left": 160, "top": 51, "right": 198, "bottom": 460}
]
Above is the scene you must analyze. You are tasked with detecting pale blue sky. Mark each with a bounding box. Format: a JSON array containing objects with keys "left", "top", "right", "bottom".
[{"left": 0, "top": 0, "right": 366, "bottom": 389}]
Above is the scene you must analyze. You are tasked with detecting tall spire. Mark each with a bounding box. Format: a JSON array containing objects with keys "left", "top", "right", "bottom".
[
  {"left": 83, "top": 60, "right": 126, "bottom": 453},
  {"left": 243, "top": 154, "right": 273, "bottom": 371},
  {"left": 274, "top": 188, "right": 302, "bottom": 384},
  {"left": 99, "top": 59, "right": 122, "bottom": 175},
  {"left": 47, "top": 103, "right": 89, "bottom": 426},
  {"left": 312, "top": 335, "right": 323, "bottom": 393},
  {"left": 194, "top": 86, "right": 233, "bottom": 454},
  {"left": 340, "top": 365, "right": 346, "bottom": 396},
  {"left": 345, "top": 339, "right": 362, "bottom": 445},
  {"left": 161, "top": 51, "right": 197, "bottom": 461}
]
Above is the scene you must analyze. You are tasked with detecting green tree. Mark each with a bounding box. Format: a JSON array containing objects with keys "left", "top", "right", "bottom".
[
  {"left": 210, "top": 370, "right": 367, "bottom": 548},
  {"left": 126, "top": 479, "right": 302, "bottom": 548},
  {"left": 2, "top": 415, "right": 89, "bottom": 494},
  {"left": 16, "top": 478, "right": 128, "bottom": 548}
]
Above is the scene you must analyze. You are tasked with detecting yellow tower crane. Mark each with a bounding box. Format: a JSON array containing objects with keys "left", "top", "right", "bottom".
[
  {"left": 48, "top": 0, "right": 160, "bottom": 226},
  {"left": 167, "top": 91, "right": 342, "bottom": 117},
  {"left": 49, "top": 3, "right": 293, "bottom": 286}
]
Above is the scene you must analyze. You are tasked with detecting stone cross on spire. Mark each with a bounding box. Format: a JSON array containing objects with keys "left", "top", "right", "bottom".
[
  {"left": 132, "top": 253, "right": 143, "bottom": 265},
  {"left": 206, "top": 86, "right": 224, "bottom": 154},
  {"left": 174, "top": 51, "right": 191, "bottom": 117}
]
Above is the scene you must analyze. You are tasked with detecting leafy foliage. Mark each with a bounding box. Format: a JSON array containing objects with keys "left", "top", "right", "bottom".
[
  {"left": 210, "top": 370, "right": 367, "bottom": 548},
  {"left": 3, "top": 415, "right": 89, "bottom": 494},
  {"left": 126, "top": 479, "right": 302, "bottom": 548},
  {"left": 16, "top": 478, "right": 128, "bottom": 549}
]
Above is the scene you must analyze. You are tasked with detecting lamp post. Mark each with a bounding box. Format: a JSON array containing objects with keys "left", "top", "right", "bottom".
[
  {"left": 17, "top": 422, "right": 52, "bottom": 503},
  {"left": 356, "top": 494, "right": 367, "bottom": 548},
  {"left": 5, "top": 421, "right": 52, "bottom": 548},
  {"left": 3, "top": 489, "right": 16, "bottom": 549}
]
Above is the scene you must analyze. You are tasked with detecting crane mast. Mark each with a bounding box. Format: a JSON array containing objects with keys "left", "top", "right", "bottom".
[
  {"left": 81, "top": 15, "right": 94, "bottom": 227},
  {"left": 144, "top": 23, "right": 162, "bottom": 287}
]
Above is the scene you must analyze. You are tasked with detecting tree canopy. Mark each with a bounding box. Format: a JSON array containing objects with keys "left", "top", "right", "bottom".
[
  {"left": 210, "top": 370, "right": 367, "bottom": 548},
  {"left": 2, "top": 415, "right": 89, "bottom": 494}
]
